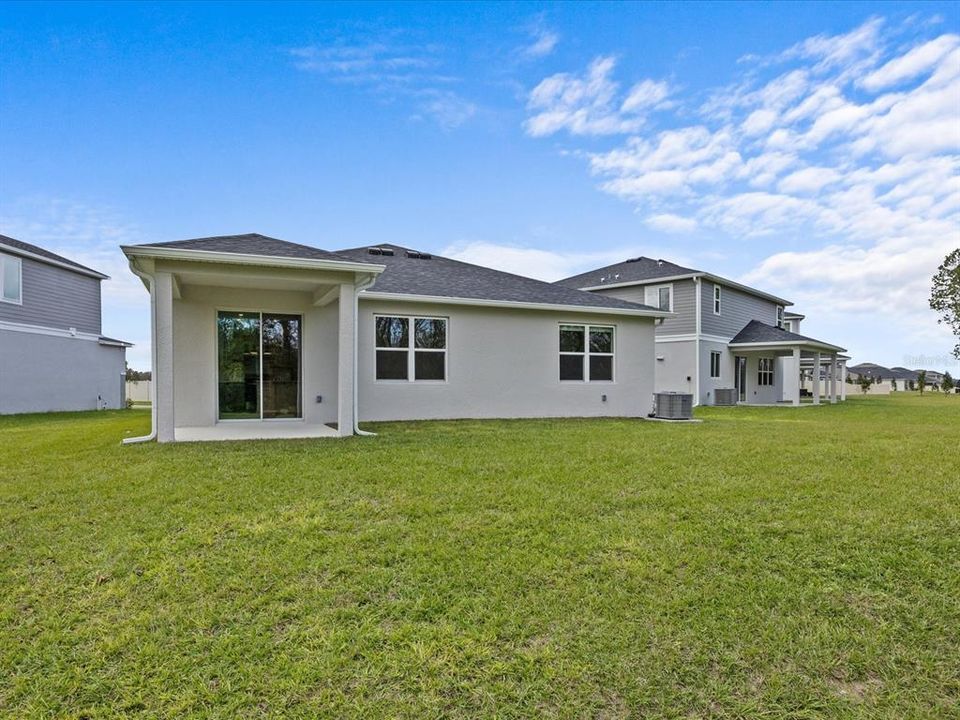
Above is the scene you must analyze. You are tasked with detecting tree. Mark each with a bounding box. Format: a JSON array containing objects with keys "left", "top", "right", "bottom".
[
  {"left": 858, "top": 376, "right": 874, "bottom": 395},
  {"left": 930, "top": 248, "right": 960, "bottom": 360},
  {"left": 918, "top": 369, "right": 927, "bottom": 394},
  {"left": 908, "top": 379, "right": 916, "bottom": 391},
  {"left": 944, "top": 371, "right": 955, "bottom": 394}
]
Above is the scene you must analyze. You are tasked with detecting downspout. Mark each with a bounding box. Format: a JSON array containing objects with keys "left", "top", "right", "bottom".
[
  {"left": 353, "top": 273, "right": 379, "bottom": 436},
  {"left": 122, "top": 258, "right": 158, "bottom": 444},
  {"left": 693, "top": 276, "right": 701, "bottom": 407}
]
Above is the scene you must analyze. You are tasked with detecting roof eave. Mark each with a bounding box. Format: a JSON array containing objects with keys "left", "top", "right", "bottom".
[
  {"left": 728, "top": 340, "right": 847, "bottom": 353},
  {"left": 0, "top": 241, "right": 109, "bottom": 279},
  {"left": 575, "top": 271, "right": 793, "bottom": 307},
  {"left": 120, "top": 245, "right": 385, "bottom": 275},
  {"left": 360, "top": 290, "right": 670, "bottom": 317}
]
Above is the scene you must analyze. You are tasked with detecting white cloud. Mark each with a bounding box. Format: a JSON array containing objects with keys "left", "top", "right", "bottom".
[
  {"left": 859, "top": 33, "right": 960, "bottom": 90},
  {"left": 524, "top": 17, "right": 960, "bottom": 361},
  {"left": 524, "top": 56, "right": 670, "bottom": 137},
  {"left": 522, "top": 27, "right": 559, "bottom": 59},
  {"left": 645, "top": 213, "right": 698, "bottom": 233}
]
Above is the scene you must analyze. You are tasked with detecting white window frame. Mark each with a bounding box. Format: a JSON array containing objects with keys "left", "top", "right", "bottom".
[
  {"left": 776, "top": 306, "right": 784, "bottom": 329},
  {"left": 713, "top": 285, "right": 721, "bottom": 315},
  {"left": 374, "top": 314, "right": 448, "bottom": 383},
  {"left": 758, "top": 357, "right": 774, "bottom": 386},
  {"left": 710, "top": 351, "right": 721, "bottom": 378},
  {"left": 559, "top": 324, "right": 615, "bottom": 383},
  {"left": 0, "top": 253, "right": 23, "bottom": 305},
  {"left": 644, "top": 284, "right": 673, "bottom": 312}
]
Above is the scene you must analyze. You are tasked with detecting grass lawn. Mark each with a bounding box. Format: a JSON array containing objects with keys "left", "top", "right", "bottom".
[{"left": 1, "top": 394, "right": 958, "bottom": 718}]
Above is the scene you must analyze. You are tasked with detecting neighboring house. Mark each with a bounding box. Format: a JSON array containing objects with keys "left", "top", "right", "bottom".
[
  {"left": 556, "top": 257, "right": 847, "bottom": 406},
  {"left": 0, "top": 235, "right": 131, "bottom": 414},
  {"left": 120, "top": 234, "right": 667, "bottom": 442}
]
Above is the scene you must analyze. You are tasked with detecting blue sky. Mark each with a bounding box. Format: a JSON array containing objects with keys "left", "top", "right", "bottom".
[{"left": 2, "top": 1, "right": 958, "bottom": 370}]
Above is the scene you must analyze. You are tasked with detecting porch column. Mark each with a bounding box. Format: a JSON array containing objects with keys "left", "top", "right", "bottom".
[
  {"left": 337, "top": 282, "right": 356, "bottom": 437},
  {"left": 791, "top": 347, "right": 801, "bottom": 406},
  {"left": 830, "top": 354, "right": 838, "bottom": 404},
  {"left": 154, "top": 271, "right": 175, "bottom": 442},
  {"left": 841, "top": 361, "right": 847, "bottom": 401},
  {"left": 813, "top": 351, "right": 821, "bottom": 405}
]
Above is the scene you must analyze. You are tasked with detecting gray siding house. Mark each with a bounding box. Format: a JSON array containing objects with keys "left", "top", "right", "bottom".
[
  {"left": 120, "top": 234, "right": 667, "bottom": 442},
  {"left": 557, "top": 258, "right": 847, "bottom": 406},
  {"left": 0, "top": 235, "right": 130, "bottom": 414}
]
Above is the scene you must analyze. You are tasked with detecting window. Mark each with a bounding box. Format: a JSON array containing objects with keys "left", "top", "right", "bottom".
[
  {"left": 713, "top": 285, "right": 722, "bottom": 315},
  {"left": 217, "top": 311, "right": 301, "bottom": 420},
  {"left": 645, "top": 284, "right": 672, "bottom": 311},
  {"left": 758, "top": 357, "right": 774, "bottom": 386},
  {"left": 710, "top": 351, "right": 721, "bottom": 378},
  {"left": 559, "top": 324, "right": 614, "bottom": 382},
  {"left": 375, "top": 315, "right": 447, "bottom": 381},
  {"left": 0, "top": 253, "right": 22, "bottom": 304},
  {"left": 784, "top": 320, "right": 793, "bottom": 332},
  {"left": 776, "top": 306, "right": 784, "bottom": 329}
]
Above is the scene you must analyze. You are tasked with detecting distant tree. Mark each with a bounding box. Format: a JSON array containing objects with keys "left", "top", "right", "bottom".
[
  {"left": 918, "top": 370, "right": 927, "bottom": 394},
  {"left": 890, "top": 378, "right": 897, "bottom": 391},
  {"left": 930, "top": 248, "right": 960, "bottom": 360},
  {"left": 858, "top": 376, "right": 874, "bottom": 395},
  {"left": 125, "top": 363, "right": 152, "bottom": 382},
  {"left": 943, "top": 371, "right": 954, "bottom": 393},
  {"left": 908, "top": 379, "right": 916, "bottom": 391}
]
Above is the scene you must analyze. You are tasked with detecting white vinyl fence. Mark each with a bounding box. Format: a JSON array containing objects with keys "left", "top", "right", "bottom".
[{"left": 126, "top": 380, "right": 152, "bottom": 403}]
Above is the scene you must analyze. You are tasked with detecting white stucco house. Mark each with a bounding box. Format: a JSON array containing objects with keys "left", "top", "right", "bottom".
[
  {"left": 557, "top": 257, "right": 848, "bottom": 406},
  {"left": 121, "top": 234, "right": 668, "bottom": 442}
]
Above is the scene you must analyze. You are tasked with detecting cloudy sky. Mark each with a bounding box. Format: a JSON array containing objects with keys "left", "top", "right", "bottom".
[{"left": 1, "top": 1, "right": 958, "bottom": 370}]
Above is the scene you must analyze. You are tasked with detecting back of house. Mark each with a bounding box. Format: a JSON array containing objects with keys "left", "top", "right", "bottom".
[
  {"left": 0, "top": 234, "right": 130, "bottom": 414},
  {"left": 557, "top": 257, "right": 847, "bottom": 406}
]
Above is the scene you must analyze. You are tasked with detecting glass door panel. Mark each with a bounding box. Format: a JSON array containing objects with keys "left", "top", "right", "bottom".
[
  {"left": 217, "top": 312, "right": 261, "bottom": 419},
  {"left": 262, "top": 314, "right": 302, "bottom": 419}
]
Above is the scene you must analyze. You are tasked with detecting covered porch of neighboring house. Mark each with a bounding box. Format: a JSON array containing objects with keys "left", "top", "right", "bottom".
[
  {"left": 728, "top": 320, "right": 847, "bottom": 407},
  {"left": 120, "top": 239, "right": 384, "bottom": 442}
]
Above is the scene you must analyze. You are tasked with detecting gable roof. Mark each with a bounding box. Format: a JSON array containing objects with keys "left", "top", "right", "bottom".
[
  {"left": 0, "top": 234, "right": 108, "bottom": 279},
  {"left": 130, "top": 233, "right": 365, "bottom": 264},
  {"left": 555, "top": 256, "right": 697, "bottom": 289},
  {"left": 335, "top": 244, "right": 666, "bottom": 315},
  {"left": 555, "top": 255, "right": 792, "bottom": 306},
  {"left": 729, "top": 320, "right": 845, "bottom": 352}
]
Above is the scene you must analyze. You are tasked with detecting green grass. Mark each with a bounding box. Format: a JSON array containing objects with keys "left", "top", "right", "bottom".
[{"left": 1, "top": 395, "right": 958, "bottom": 719}]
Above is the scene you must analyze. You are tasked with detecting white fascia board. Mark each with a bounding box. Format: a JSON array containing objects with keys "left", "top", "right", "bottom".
[
  {"left": 360, "top": 291, "right": 671, "bottom": 318},
  {"left": 120, "top": 245, "right": 386, "bottom": 275},
  {"left": 655, "top": 333, "right": 731, "bottom": 344},
  {"left": 729, "top": 340, "right": 846, "bottom": 353},
  {"left": 577, "top": 271, "right": 793, "bottom": 307},
  {"left": 0, "top": 319, "right": 102, "bottom": 342},
  {"left": 0, "top": 242, "right": 109, "bottom": 280}
]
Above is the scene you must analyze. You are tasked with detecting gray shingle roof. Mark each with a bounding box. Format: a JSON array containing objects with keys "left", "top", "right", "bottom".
[
  {"left": 555, "top": 256, "right": 699, "bottom": 289},
  {"left": 132, "top": 233, "right": 367, "bottom": 265},
  {"left": 336, "top": 244, "right": 662, "bottom": 313},
  {"left": 0, "top": 234, "right": 108, "bottom": 278},
  {"left": 730, "top": 320, "right": 845, "bottom": 351}
]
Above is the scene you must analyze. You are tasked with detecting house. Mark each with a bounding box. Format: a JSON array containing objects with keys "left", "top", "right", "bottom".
[
  {"left": 120, "top": 234, "right": 668, "bottom": 442},
  {"left": 0, "top": 235, "right": 131, "bottom": 414},
  {"left": 556, "top": 257, "right": 847, "bottom": 406}
]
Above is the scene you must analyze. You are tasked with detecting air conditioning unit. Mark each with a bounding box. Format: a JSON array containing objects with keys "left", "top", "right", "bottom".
[
  {"left": 653, "top": 392, "right": 693, "bottom": 420},
  {"left": 714, "top": 388, "right": 737, "bottom": 406}
]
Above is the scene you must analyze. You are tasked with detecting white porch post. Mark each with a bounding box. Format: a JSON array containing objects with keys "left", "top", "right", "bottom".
[
  {"left": 154, "top": 271, "right": 176, "bottom": 442},
  {"left": 830, "top": 354, "right": 838, "bottom": 404},
  {"left": 813, "top": 351, "right": 821, "bottom": 405},
  {"left": 792, "top": 347, "right": 801, "bottom": 406},
  {"left": 337, "top": 282, "right": 356, "bottom": 437},
  {"left": 841, "top": 361, "right": 847, "bottom": 401}
]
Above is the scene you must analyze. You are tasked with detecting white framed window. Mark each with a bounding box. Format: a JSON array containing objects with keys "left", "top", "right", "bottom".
[
  {"left": 375, "top": 315, "right": 447, "bottom": 382},
  {"left": 710, "top": 351, "right": 721, "bottom": 378},
  {"left": 784, "top": 320, "right": 793, "bottom": 332},
  {"left": 758, "top": 357, "right": 774, "bottom": 386},
  {"left": 559, "top": 324, "right": 614, "bottom": 382},
  {"left": 713, "top": 285, "right": 721, "bottom": 315},
  {"left": 0, "top": 253, "right": 22, "bottom": 304},
  {"left": 776, "top": 306, "right": 784, "bottom": 329},
  {"left": 645, "top": 284, "right": 673, "bottom": 312}
]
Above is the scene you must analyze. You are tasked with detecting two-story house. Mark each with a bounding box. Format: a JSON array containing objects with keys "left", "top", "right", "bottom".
[
  {"left": 557, "top": 257, "right": 847, "bottom": 406},
  {"left": 0, "top": 235, "right": 130, "bottom": 414}
]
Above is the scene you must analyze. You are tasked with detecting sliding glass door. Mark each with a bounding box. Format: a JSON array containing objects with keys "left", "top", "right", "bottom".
[{"left": 217, "top": 311, "right": 301, "bottom": 420}]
